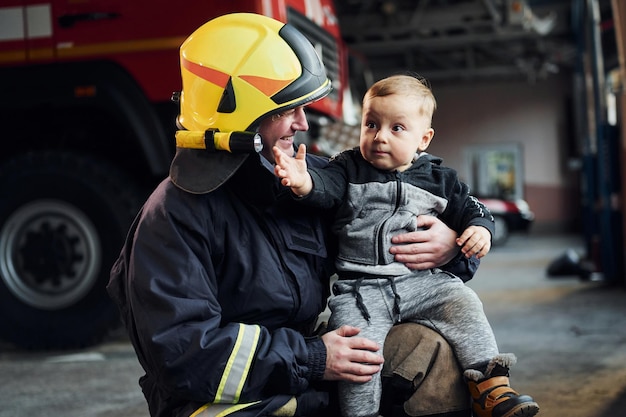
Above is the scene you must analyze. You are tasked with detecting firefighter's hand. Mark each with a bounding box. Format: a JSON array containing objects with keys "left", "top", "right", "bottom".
[
  {"left": 321, "top": 325, "right": 383, "bottom": 383},
  {"left": 389, "top": 215, "right": 459, "bottom": 270}
]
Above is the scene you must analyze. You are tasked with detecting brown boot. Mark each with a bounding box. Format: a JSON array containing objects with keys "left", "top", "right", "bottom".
[{"left": 464, "top": 354, "right": 539, "bottom": 417}]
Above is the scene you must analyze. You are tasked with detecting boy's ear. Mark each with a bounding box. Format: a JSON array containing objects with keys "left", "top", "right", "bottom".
[{"left": 418, "top": 128, "right": 435, "bottom": 151}]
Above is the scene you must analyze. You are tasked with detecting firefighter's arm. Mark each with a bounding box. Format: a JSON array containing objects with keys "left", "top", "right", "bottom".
[{"left": 123, "top": 194, "right": 320, "bottom": 404}]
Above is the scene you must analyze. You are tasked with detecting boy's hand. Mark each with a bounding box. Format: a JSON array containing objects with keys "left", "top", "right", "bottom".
[
  {"left": 456, "top": 225, "right": 491, "bottom": 259},
  {"left": 273, "top": 144, "right": 313, "bottom": 196}
]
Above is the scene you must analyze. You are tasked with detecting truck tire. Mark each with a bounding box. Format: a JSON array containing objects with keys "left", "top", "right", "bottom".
[{"left": 0, "top": 151, "right": 145, "bottom": 349}]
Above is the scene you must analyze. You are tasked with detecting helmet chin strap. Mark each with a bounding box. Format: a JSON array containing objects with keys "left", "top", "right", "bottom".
[{"left": 175, "top": 129, "right": 263, "bottom": 153}]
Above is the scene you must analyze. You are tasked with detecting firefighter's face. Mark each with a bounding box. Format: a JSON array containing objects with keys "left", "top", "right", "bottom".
[{"left": 258, "top": 106, "right": 309, "bottom": 163}]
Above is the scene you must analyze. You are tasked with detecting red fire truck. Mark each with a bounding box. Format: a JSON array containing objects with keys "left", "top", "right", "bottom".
[{"left": 0, "top": 0, "right": 346, "bottom": 349}]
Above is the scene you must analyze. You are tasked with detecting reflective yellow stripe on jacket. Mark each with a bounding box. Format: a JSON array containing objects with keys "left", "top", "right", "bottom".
[
  {"left": 190, "top": 402, "right": 258, "bottom": 417},
  {"left": 191, "top": 323, "right": 261, "bottom": 417}
]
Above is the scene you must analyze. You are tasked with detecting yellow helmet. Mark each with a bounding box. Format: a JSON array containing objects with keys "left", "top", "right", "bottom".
[
  {"left": 170, "top": 13, "right": 331, "bottom": 194},
  {"left": 177, "top": 12, "right": 331, "bottom": 133}
]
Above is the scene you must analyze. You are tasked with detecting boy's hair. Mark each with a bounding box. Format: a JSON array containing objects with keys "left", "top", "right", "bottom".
[{"left": 364, "top": 73, "right": 437, "bottom": 121}]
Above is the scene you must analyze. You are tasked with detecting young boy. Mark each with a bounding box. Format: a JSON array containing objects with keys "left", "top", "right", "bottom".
[{"left": 273, "top": 74, "right": 539, "bottom": 417}]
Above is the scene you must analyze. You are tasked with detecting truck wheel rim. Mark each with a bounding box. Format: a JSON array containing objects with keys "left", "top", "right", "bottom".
[{"left": 0, "top": 200, "right": 101, "bottom": 310}]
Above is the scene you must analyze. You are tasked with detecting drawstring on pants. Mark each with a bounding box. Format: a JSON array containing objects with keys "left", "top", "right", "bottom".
[
  {"left": 353, "top": 278, "right": 371, "bottom": 323},
  {"left": 389, "top": 277, "right": 402, "bottom": 322},
  {"left": 344, "top": 276, "right": 402, "bottom": 323}
]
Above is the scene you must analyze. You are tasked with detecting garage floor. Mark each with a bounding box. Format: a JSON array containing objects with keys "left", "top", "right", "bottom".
[{"left": 466, "top": 233, "right": 626, "bottom": 417}]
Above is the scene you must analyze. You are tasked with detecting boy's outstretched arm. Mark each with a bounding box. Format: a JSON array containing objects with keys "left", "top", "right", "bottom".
[
  {"left": 273, "top": 144, "right": 314, "bottom": 196},
  {"left": 456, "top": 225, "right": 491, "bottom": 259}
]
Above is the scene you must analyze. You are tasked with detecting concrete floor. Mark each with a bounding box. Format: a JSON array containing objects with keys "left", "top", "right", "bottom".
[
  {"left": 466, "top": 233, "right": 626, "bottom": 417},
  {"left": 1, "top": 233, "right": 625, "bottom": 417}
]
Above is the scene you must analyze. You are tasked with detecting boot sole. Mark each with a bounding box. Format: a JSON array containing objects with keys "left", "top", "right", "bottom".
[{"left": 500, "top": 402, "right": 540, "bottom": 417}]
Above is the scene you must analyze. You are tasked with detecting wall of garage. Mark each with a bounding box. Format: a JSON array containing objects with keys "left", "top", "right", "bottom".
[{"left": 426, "top": 74, "right": 580, "bottom": 233}]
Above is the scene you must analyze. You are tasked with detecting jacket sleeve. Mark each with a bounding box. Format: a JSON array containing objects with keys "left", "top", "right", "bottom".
[
  {"left": 299, "top": 152, "right": 351, "bottom": 210},
  {"left": 108, "top": 185, "right": 327, "bottom": 406},
  {"left": 432, "top": 168, "right": 493, "bottom": 282},
  {"left": 441, "top": 251, "right": 480, "bottom": 282},
  {"left": 437, "top": 169, "right": 495, "bottom": 238}
]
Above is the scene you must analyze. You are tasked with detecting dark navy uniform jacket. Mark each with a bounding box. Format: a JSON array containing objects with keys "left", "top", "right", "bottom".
[{"left": 108, "top": 153, "right": 334, "bottom": 417}]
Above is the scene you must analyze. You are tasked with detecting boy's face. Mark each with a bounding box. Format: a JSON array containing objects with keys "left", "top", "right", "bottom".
[{"left": 359, "top": 93, "right": 434, "bottom": 172}]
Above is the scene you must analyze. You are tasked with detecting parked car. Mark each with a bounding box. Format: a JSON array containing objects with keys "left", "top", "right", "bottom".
[{"left": 478, "top": 198, "right": 535, "bottom": 246}]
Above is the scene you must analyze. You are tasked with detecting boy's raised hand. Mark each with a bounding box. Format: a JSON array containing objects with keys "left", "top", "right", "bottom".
[{"left": 273, "top": 144, "right": 313, "bottom": 196}]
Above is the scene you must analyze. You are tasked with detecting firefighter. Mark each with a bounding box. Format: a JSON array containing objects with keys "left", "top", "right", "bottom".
[{"left": 108, "top": 13, "right": 474, "bottom": 417}]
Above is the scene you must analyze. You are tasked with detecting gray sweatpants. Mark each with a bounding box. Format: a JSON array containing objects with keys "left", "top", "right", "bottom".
[{"left": 327, "top": 269, "right": 499, "bottom": 417}]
